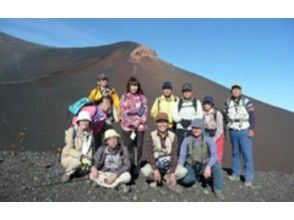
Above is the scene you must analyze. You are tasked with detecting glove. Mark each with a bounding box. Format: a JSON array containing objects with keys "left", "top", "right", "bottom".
[
  {"left": 180, "top": 119, "right": 192, "bottom": 128},
  {"left": 81, "top": 157, "right": 93, "bottom": 166}
]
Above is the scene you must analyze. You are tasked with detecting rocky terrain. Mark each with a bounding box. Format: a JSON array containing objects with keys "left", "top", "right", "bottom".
[{"left": 0, "top": 151, "right": 293, "bottom": 202}]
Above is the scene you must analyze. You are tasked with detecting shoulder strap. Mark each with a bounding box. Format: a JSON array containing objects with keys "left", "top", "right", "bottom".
[
  {"left": 178, "top": 98, "right": 183, "bottom": 111},
  {"left": 192, "top": 98, "right": 197, "bottom": 111}
]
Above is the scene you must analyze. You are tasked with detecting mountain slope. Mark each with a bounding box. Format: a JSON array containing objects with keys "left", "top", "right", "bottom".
[{"left": 0, "top": 32, "right": 293, "bottom": 173}]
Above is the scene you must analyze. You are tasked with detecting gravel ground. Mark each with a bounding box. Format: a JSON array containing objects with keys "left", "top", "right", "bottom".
[{"left": 0, "top": 151, "right": 293, "bottom": 202}]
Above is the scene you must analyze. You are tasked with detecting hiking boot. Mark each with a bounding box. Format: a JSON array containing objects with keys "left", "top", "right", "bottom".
[
  {"left": 149, "top": 181, "right": 158, "bottom": 188},
  {"left": 227, "top": 175, "right": 239, "bottom": 181},
  {"left": 61, "top": 174, "right": 70, "bottom": 183},
  {"left": 118, "top": 184, "right": 130, "bottom": 193},
  {"left": 167, "top": 184, "right": 183, "bottom": 194},
  {"left": 214, "top": 190, "right": 225, "bottom": 201},
  {"left": 244, "top": 181, "right": 253, "bottom": 188}
]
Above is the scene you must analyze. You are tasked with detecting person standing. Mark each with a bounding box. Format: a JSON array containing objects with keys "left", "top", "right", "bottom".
[
  {"left": 150, "top": 81, "right": 179, "bottom": 131},
  {"left": 202, "top": 96, "right": 225, "bottom": 164},
  {"left": 225, "top": 84, "right": 256, "bottom": 187},
  {"left": 173, "top": 83, "right": 203, "bottom": 152},
  {"left": 120, "top": 76, "right": 148, "bottom": 172}
]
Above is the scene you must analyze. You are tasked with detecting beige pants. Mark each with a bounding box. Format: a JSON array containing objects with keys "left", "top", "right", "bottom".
[
  {"left": 61, "top": 156, "right": 81, "bottom": 176},
  {"left": 89, "top": 171, "right": 131, "bottom": 188},
  {"left": 141, "top": 163, "right": 187, "bottom": 180}
]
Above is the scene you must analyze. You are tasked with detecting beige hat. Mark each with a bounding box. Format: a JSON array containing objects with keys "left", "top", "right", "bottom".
[
  {"left": 76, "top": 111, "right": 91, "bottom": 123},
  {"left": 103, "top": 129, "right": 120, "bottom": 142}
]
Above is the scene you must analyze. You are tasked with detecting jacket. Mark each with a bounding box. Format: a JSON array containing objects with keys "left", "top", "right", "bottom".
[
  {"left": 93, "top": 143, "right": 131, "bottom": 176},
  {"left": 119, "top": 93, "right": 148, "bottom": 132},
  {"left": 61, "top": 125, "right": 93, "bottom": 160},
  {"left": 150, "top": 95, "right": 179, "bottom": 128},
  {"left": 88, "top": 86, "right": 120, "bottom": 116}
]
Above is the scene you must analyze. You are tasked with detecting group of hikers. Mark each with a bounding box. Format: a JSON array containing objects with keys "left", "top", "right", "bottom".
[{"left": 60, "top": 73, "right": 256, "bottom": 200}]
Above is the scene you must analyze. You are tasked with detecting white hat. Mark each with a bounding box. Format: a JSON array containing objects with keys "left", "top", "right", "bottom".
[
  {"left": 103, "top": 129, "right": 120, "bottom": 142},
  {"left": 76, "top": 111, "right": 91, "bottom": 123}
]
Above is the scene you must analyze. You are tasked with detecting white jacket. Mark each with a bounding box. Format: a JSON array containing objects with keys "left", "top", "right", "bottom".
[{"left": 173, "top": 98, "right": 204, "bottom": 130}]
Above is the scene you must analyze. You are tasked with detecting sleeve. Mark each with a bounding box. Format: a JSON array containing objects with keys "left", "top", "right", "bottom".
[
  {"left": 169, "top": 135, "right": 179, "bottom": 174},
  {"left": 93, "top": 147, "right": 104, "bottom": 170},
  {"left": 62, "top": 127, "right": 82, "bottom": 159},
  {"left": 112, "top": 90, "right": 120, "bottom": 115},
  {"left": 213, "top": 111, "right": 224, "bottom": 142},
  {"left": 172, "top": 99, "right": 181, "bottom": 123},
  {"left": 207, "top": 138, "right": 218, "bottom": 168},
  {"left": 139, "top": 95, "right": 148, "bottom": 124},
  {"left": 178, "top": 137, "right": 188, "bottom": 166},
  {"left": 146, "top": 135, "right": 157, "bottom": 170},
  {"left": 246, "top": 100, "right": 256, "bottom": 130},
  {"left": 114, "top": 147, "right": 131, "bottom": 176},
  {"left": 150, "top": 98, "right": 159, "bottom": 121},
  {"left": 88, "top": 88, "right": 97, "bottom": 101},
  {"left": 119, "top": 95, "right": 127, "bottom": 121}
]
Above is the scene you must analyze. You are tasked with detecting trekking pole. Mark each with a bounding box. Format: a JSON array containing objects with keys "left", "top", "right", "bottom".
[{"left": 134, "top": 147, "right": 138, "bottom": 167}]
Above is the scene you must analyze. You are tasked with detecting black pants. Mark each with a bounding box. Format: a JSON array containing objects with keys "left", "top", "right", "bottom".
[
  {"left": 175, "top": 129, "right": 192, "bottom": 155},
  {"left": 121, "top": 130, "right": 144, "bottom": 167}
]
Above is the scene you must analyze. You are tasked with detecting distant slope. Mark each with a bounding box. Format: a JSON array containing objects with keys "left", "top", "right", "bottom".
[{"left": 0, "top": 32, "right": 294, "bottom": 173}]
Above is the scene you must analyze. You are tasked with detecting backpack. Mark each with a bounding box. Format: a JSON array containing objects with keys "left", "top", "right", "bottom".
[
  {"left": 178, "top": 97, "right": 197, "bottom": 112},
  {"left": 68, "top": 97, "right": 92, "bottom": 115}
]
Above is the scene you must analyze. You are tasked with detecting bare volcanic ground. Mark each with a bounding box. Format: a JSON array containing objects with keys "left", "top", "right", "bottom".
[
  {"left": 0, "top": 151, "right": 293, "bottom": 202},
  {"left": 1, "top": 31, "right": 294, "bottom": 175}
]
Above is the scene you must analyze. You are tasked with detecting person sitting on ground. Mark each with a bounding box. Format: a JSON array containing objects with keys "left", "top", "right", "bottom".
[
  {"left": 179, "top": 119, "right": 225, "bottom": 200},
  {"left": 61, "top": 111, "right": 94, "bottom": 183},
  {"left": 141, "top": 112, "right": 187, "bottom": 193},
  {"left": 89, "top": 129, "right": 131, "bottom": 190},
  {"left": 202, "top": 96, "right": 225, "bottom": 164},
  {"left": 150, "top": 81, "right": 179, "bottom": 131}
]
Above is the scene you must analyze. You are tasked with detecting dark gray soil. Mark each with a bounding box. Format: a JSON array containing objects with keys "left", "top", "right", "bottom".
[{"left": 0, "top": 151, "right": 293, "bottom": 202}]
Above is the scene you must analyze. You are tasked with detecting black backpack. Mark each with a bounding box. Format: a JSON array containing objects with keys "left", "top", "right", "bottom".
[{"left": 178, "top": 97, "right": 197, "bottom": 112}]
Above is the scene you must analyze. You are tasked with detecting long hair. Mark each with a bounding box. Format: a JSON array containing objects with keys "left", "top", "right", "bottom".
[{"left": 126, "top": 76, "right": 144, "bottom": 95}]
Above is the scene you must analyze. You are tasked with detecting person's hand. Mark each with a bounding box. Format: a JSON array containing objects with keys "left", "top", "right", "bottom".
[
  {"left": 168, "top": 173, "right": 177, "bottom": 187},
  {"left": 107, "top": 173, "right": 118, "bottom": 185},
  {"left": 204, "top": 166, "right": 212, "bottom": 179},
  {"left": 248, "top": 129, "right": 255, "bottom": 138},
  {"left": 153, "top": 169, "right": 162, "bottom": 183},
  {"left": 90, "top": 166, "right": 99, "bottom": 179}
]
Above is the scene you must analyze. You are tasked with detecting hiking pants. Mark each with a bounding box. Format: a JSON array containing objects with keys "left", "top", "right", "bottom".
[
  {"left": 121, "top": 130, "right": 144, "bottom": 167},
  {"left": 141, "top": 163, "right": 187, "bottom": 181},
  {"left": 61, "top": 156, "right": 81, "bottom": 176},
  {"left": 89, "top": 171, "right": 131, "bottom": 188},
  {"left": 181, "top": 163, "right": 223, "bottom": 191},
  {"left": 229, "top": 128, "right": 254, "bottom": 182}
]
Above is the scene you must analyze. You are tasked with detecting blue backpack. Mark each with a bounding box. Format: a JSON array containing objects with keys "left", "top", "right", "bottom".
[{"left": 68, "top": 97, "right": 92, "bottom": 115}]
